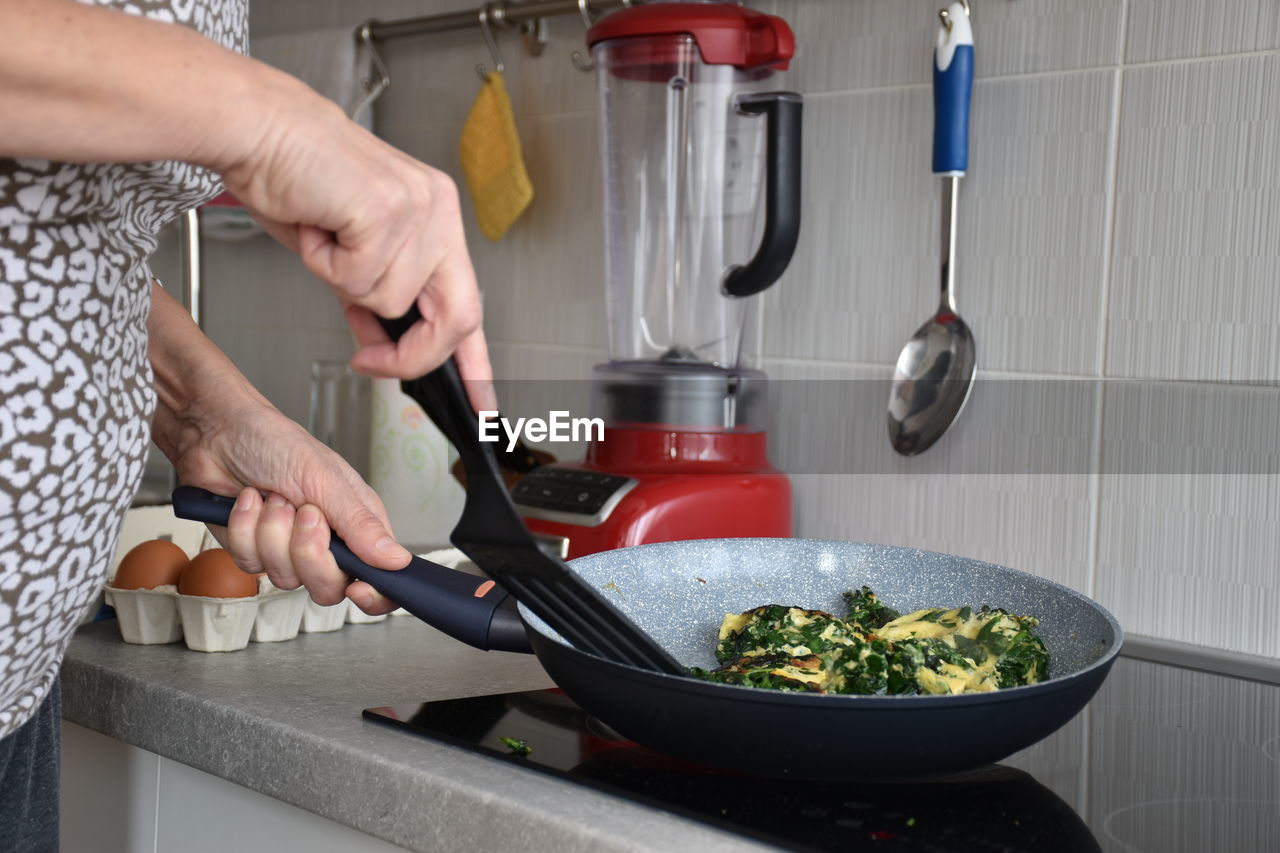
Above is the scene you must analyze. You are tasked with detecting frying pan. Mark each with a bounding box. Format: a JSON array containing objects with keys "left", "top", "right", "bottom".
[
  {"left": 521, "top": 538, "right": 1121, "bottom": 779},
  {"left": 175, "top": 495, "right": 1122, "bottom": 780}
]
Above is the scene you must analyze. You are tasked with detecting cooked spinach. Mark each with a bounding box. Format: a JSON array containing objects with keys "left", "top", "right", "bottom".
[
  {"left": 842, "top": 586, "right": 900, "bottom": 630},
  {"left": 714, "top": 605, "right": 859, "bottom": 664},
  {"left": 694, "top": 589, "right": 1050, "bottom": 697},
  {"left": 498, "top": 737, "right": 532, "bottom": 756}
]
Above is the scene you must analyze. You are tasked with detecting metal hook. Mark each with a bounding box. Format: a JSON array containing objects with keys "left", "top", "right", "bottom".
[
  {"left": 571, "top": 0, "right": 595, "bottom": 73},
  {"left": 519, "top": 17, "right": 548, "bottom": 58},
  {"left": 476, "top": 3, "right": 505, "bottom": 82},
  {"left": 351, "top": 21, "right": 391, "bottom": 120},
  {"left": 939, "top": 0, "right": 972, "bottom": 31}
]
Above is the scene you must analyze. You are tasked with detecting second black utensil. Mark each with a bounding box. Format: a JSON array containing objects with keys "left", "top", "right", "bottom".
[{"left": 378, "top": 309, "right": 687, "bottom": 675}]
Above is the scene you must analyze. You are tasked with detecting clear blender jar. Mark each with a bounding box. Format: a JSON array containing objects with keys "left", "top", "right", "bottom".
[{"left": 587, "top": 2, "right": 801, "bottom": 431}]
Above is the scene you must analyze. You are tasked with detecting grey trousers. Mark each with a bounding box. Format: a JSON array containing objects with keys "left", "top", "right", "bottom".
[{"left": 0, "top": 679, "right": 59, "bottom": 853}]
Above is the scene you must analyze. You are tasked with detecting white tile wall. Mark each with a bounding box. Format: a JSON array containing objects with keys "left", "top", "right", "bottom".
[
  {"left": 1107, "top": 54, "right": 1280, "bottom": 382},
  {"left": 761, "top": 0, "right": 1125, "bottom": 92},
  {"left": 198, "top": 233, "right": 353, "bottom": 427},
  {"left": 1127, "top": 0, "right": 1280, "bottom": 64},
  {"left": 764, "top": 361, "right": 1096, "bottom": 592},
  {"left": 1096, "top": 381, "right": 1280, "bottom": 656},
  {"left": 766, "top": 70, "right": 1114, "bottom": 375},
  {"left": 225, "top": 1, "right": 1280, "bottom": 659}
]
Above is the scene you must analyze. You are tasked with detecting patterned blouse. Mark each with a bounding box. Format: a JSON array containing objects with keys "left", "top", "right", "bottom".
[{"left": 0, "top": 0, "right": 247, "bottom": 737}]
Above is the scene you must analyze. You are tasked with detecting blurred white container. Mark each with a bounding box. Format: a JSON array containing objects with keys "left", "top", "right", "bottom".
[
  {"left": 178, "top": 596, "right": 259, "bottom": 652},
  {"left": 105, "top": 586, "right": 183, "bottom": 644},
  {"left": 368, "top": 378, "right": 464, "bottom": 550},
  {"left": 300, "top": 598, "right": 347, "bottom": 633},
  {"left": 345, "top": 599, "right": 388, "bottom": 624},
  {"left": 252, "top": 577, "right": 309, "bottom": 642}
]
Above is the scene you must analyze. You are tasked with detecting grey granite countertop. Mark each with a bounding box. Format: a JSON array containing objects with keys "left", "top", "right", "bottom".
[{"left": 63, "top": 619, "right": 772, "bottom": 852}]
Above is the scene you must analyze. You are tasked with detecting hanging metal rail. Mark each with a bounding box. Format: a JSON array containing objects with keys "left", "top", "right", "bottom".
[{"left": 364, "top": 0, "right": 633, "bottom": 43}]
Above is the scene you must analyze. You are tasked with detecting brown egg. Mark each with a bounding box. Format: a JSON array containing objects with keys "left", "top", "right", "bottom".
[
  {"left": 178, "top": 549, "right": 259, "bottom": 599},
  {"left": 113, "top": 539, "right": 189, "bottom": 590}
]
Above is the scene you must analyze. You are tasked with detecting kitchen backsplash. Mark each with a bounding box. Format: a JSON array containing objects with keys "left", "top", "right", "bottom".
[{"left": 203, "top": 0, "right": 1279, "bottom": 659}]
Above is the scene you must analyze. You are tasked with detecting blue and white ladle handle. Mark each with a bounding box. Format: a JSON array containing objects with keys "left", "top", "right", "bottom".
[{"left": 933, "top": 2, "right": 974, "bottom": 176}]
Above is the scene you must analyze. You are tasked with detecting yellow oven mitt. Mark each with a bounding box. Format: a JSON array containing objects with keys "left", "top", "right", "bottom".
[{"left": 459, "top": 71, "right": 533, "bottom": 241}]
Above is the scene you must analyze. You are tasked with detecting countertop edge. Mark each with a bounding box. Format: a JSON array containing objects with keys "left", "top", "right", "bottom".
[{"left": 61, "top": 622, "right": 773, "bottom": 853}]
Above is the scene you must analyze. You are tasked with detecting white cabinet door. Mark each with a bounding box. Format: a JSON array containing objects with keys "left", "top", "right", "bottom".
[{"left": 62, "top": 724, "right": 412, "bottom": 853}]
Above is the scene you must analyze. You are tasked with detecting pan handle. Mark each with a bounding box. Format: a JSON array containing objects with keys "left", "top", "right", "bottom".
[{"left": 171, "top": 486, "right": 532, "bottom": 654}]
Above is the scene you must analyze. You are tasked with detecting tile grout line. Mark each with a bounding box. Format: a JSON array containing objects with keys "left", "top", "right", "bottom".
[
  {"left": 1078, "top": 0, "right": 1137, "bottom": 813},
  {"left": 1084, "top": 0, "right": 1134, "bottom": 597},
  {"left": 152, "top": 753, "right": 162, "bottom": 853},
  {"left": 765, "top": 353, "right": 1118, "bottom": 381},
  {"left": 1096, "top": 64, "right": 1125, "bottom": 380}
]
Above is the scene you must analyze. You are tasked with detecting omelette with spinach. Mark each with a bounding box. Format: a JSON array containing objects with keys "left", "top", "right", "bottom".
[{"left": 691, "top": 587, "right": 1049, "bottom": 696}]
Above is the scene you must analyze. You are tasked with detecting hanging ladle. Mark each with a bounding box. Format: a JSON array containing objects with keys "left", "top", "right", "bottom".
[{"left": 888, "top": 1, "right": 975, "bottom": 456}]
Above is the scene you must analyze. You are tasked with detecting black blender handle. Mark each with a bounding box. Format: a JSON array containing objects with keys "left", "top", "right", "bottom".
[
  {"left": 170, "top": 486, "right": 532, "bottom": 654},
  {"left": 723, "top": 91, "right": 804, "bottom": 298}
]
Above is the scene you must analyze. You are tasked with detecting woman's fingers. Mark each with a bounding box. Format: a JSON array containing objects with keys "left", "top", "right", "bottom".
[
  {"left": 345, "top": 306, "right": 497, "bottom": 412},
  {"left": 223, "top": 486, "right": 266, "bottom": 574},
  {"left": 255, "top": 492, "right": 300, "bottom": 592},
  {"left": 345, "top": 580, "right": 400, "bottom": 616},
  {"left": 454, "top": 326, "right": 497, "bottom": 413},
  {"left": 220, "top": 487, "right": 402, "bottom": 611},
  {"left": 345, "top": 262, "right": 483, "bottom": 380},
  {"left": 288, "top": 504, "right": 347, "bottom": 606}
]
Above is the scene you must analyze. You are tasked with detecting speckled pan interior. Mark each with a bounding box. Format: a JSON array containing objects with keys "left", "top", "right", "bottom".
[{"left": 521, "top": 538, "right": 1122, "bottom": 680}]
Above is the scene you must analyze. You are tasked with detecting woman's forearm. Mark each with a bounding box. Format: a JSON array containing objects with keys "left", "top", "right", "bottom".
[
  {"left": 0, "top": 0, "right": 307, "bottom": 171},
  {"left": 147, "top": 280, "right": 269, "bottom": 462}
]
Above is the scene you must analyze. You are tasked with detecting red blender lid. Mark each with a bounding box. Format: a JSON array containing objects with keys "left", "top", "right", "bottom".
[{"left": 587, "top": 2, "right": 794, "bottom": 70}]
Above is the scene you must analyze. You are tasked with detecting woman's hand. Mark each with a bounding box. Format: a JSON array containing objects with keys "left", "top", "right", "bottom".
[
  {"left": 0, "top": 0, "right": 495, "bottom": 408},
  {"left": 149, "top": 284, "right": 409, "bottom": 614},
  {"left": 216, "top": 88, "right": 493, "bottom": 402},
  {"left": 170, "top": 404, "right": 408, "bottom": 615}
]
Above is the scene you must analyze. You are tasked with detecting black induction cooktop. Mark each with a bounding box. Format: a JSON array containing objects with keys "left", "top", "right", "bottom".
[{"left": 364, "top": 656, "right": 1280, "bottom": 852}]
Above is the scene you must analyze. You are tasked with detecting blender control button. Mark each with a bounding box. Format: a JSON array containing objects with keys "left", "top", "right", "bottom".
[
  {"left": 531, "top": 483, "right": 568, "bottom": 504},
  {"left": 565, "top": 486, "right": 612, "bottom": 511},
  {"left": 511, "top": 479, "right": 564, "bottom": 507}
]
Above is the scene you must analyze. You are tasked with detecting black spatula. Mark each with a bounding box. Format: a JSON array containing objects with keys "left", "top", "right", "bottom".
[{"left": 377, "top": 310, "right": 686, "bottom": 675}]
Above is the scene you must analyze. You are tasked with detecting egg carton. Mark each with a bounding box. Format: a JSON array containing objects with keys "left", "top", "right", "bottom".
[
  {"left": 106, "top": 577, "right": 310, "bottom": 653},
  {"left": 106, "top": 548, "right": 476, "bottom": 651}
]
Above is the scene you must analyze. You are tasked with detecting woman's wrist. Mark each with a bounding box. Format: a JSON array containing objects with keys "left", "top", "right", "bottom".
[{"left": 147, "top": 282, "right": 272, "bottom": 463}]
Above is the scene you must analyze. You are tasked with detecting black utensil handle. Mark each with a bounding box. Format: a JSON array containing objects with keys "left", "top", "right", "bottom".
[
  {"left": 171, "top": 486, "right": 531, "bottom": 654},
  {"left": 375, "top": 308, "right": 541, "bottom": 473},
  {"left": 722, "top": 91, "right": 803, "bottom": 298},
  {"left": 375, "top": 311, "right": 522, "bottom": 508}
]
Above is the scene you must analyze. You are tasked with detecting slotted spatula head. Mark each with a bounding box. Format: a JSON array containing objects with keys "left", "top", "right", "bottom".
[{"left": 380, "top": 313, "right": 686, "bottom": 675}]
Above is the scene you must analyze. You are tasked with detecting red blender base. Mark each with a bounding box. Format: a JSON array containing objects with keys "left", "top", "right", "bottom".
[{"left": 514, "top": 427, "right": 792, "bottom": 559}]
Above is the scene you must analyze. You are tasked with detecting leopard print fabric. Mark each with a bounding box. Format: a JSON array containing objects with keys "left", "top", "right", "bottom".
[{"left": 0, "top": 0, "right": 247, "bottom": 737}]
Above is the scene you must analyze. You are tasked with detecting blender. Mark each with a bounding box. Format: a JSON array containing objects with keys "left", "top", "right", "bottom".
[{"left": 512, "top": 1, "right": 801, "bottom": 558}]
